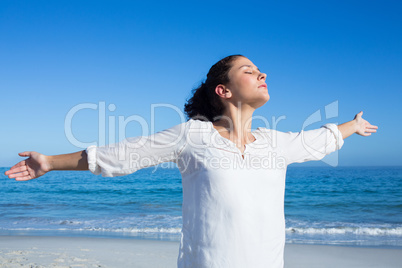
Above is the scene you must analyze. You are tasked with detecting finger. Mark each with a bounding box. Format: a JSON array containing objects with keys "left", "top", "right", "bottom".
[
  {"left": 15, "top": 175, "right": 34, "bottom": 181},
  {"left": 365, "top": 129, "right": 377, "bottom": 133},
  {"left": 354, "top": 111, "right": 363, "bottom": 120},
  {"left": 8, "top": 171, "right": 29, "bottom": 179},
  {"left": 5, "top": 165, "right": 27, "bottom": 175},
  {"left": 10, "top": 160, "right": 26, "bottom": 169},
  {"left": 369, "top": 125, "right": 379, "bottom": 129},
  {"left": 18, "top": 151, "right": 32, "bottom": 158},
  {"left": 5, "top": 161, "right": 27, "bottom": 175}
]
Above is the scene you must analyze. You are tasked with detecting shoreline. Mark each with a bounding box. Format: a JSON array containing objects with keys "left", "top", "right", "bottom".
[
  {"left": 1, "top": 230, "right": 401, "bottom": 249},
  {"left": 1, "top": 235, "right": 401, "bottom": 267}
]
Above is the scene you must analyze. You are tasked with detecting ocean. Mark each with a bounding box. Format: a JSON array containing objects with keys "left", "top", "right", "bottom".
[{"left": 1, "top": 166, "right": 401, "bottom": 248}]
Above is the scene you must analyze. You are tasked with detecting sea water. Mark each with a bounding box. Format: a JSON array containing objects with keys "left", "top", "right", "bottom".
[{"left": 1, "top": 166, "right": 401, "bottom": 248}]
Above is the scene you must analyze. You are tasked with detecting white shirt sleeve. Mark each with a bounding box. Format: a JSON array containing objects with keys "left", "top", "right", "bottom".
[
  {"left": 267, "top": 123, "right": 344, "bottom": 165},
  {"left": 86, "top": 121, "right": 188, "bottom": 177}
]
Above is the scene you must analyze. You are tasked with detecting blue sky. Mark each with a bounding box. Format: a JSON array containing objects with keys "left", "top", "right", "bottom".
[{"left": 1, "top": 0, "right": 401, "bottom": 167}]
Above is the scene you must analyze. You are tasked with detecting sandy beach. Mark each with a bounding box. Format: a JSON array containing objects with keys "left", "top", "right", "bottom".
[{"left": 0, "top": 236, "right": 401, "bottom": 268}]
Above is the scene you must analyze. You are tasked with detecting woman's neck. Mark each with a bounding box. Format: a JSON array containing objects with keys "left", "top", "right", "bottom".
[{"left": 212, "top": 104, "right": 256, "bottom": 146}]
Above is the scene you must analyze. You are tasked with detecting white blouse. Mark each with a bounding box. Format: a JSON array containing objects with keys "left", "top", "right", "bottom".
[{"left": 86, "top": 118, "right": 344, "bottom": 268}]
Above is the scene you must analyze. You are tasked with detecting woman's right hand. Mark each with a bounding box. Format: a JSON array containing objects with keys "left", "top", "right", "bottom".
[{"left": 4, "top": 151, "right": 52, "bottom": 181}]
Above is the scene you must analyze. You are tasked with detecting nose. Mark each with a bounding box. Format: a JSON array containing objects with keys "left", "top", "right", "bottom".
[{"left": 258, "top": 72, "right": 267, "bottom": 81}]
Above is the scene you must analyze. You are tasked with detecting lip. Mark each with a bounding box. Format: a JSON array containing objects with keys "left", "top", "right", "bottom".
[{"left": 258, "top": 83, "right": 267, "bottom": 88}]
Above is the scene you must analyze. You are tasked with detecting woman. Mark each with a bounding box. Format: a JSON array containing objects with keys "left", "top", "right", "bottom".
[{"left": 5, "top": 55, "right": 378, "bottom": 267}]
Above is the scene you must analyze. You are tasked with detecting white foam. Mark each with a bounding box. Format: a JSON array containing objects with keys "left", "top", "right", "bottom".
[
  {"left": 1, "top": 226, "right": 182, "bottom": 234},
  {"left": 286, "top": 226, "right": 402, "bottom": 236}
]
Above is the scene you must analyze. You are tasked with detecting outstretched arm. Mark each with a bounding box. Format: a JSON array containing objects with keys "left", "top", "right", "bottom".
[
  {"left": 4, "top": 150, "right": 88, "bottom": 181},
  {"left": 338, "top": 111, "right": 378, "bottom": 139}
]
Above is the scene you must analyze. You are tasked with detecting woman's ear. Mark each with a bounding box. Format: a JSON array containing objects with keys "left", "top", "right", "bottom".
[{"left": 215, "top": 85, "right": 232, "bottom": 99}]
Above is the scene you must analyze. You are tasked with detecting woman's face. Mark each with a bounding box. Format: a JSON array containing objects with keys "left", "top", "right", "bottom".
[{"left": 224, "top": 57, "right": 269, "bottom": 109}]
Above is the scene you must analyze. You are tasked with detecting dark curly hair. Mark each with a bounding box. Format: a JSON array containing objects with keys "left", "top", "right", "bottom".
[{"left": 184, "top": 55, "right": 244, "bottom": 122}]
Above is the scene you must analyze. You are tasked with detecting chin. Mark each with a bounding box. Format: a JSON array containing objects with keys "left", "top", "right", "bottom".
[
  {"left": 262, "top": 94, "right": 270, "bottom": 103},
  {"left": 255, "top": 97, "right": 270, "bottom": 109}
]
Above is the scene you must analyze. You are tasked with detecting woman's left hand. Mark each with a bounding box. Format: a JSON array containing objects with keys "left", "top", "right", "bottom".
[{"left": 354, "top": 111, "right": 378, "bottom": 136}]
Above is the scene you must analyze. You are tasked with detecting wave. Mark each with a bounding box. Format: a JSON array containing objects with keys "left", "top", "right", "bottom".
[
  {"left": 2, "top": 225, "right": 401, "bottom": 237},
  {"left": 286, "top": 226, "right": 402, "bottom": 236},
  {"left": 0, "top": 226, "right": 182, "bottom": 234}
]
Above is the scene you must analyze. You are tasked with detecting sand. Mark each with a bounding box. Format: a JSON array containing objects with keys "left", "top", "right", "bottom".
[{"left": 0, "top": 236, "right": 401, "bottom": 267}]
